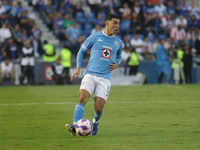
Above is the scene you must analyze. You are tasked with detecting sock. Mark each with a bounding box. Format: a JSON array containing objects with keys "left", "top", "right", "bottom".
[
  {"left": 73, "top": 103, "right": 85, "bottom": 124},
  {"left": 92, "top": 110, "right": 103, "bottom": 124}
]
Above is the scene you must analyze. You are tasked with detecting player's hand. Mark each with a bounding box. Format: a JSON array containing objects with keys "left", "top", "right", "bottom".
[
  {"left": 108, "top": 62, "right": 117, "bottom": 72},
  {"left": 71, "top": 68, "right": 80, "bottom": 81}
]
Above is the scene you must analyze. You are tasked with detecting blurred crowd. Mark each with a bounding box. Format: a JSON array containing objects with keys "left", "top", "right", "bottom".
[{"left": 0, "top": 0, "right": 200, "bottom": 85}]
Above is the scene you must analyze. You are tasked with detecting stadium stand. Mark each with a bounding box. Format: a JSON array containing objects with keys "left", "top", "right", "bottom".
[{"left": 0, "top": 0, "right": 200, "bottom": 85}]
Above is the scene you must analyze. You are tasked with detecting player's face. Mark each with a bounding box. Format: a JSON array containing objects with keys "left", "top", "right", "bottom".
[{"left": 108, "top": 18, "right": 120, "bottom": 35}]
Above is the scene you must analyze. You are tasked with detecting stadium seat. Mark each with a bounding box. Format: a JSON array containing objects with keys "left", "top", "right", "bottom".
[
  {"left": 138, "top": 34, "right": 144, "bottom": 40},
  {"left": 159, "top": 34, "right": 167, "bottom": 41},
  {"left": 75, "top": 12, "right": 86, "bottom": 24},
  {"left": 84, "top": 23, "right": 93, "bottom": 35},
  {"left": 98, "top": 11, "right": 106, "bottom": 20},
  {"left": 77, "top": 23, "right": 83, "bottom": 34},
  {"left": 148, "top": 35, "right": 155, "bottom": 43},
  {"left": 120, "top": 20, "right": 131, "bottom": 31},
  {"left": 86, "top": 12, "right": 96, "bottom": 23}
]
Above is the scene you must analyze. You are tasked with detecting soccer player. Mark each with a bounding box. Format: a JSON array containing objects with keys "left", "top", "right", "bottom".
[{"left": 65, "top": 13, "right": 122, "bottom": 136}]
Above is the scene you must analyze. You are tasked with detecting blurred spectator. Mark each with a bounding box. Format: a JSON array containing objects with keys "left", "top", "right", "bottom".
[
  {"left": 182, "top": 45, "right": 193, "bottom": 83},
  {"left": 142, "top": 46, "right": 155, "bottom": 60},
  {"left": 73, "top": 35, "right": 85, "bottom": 56},
  {"left": 91, "top": 24, "right": 101, "bottom": 34},
  {"left": 122, "top": 35, "right": 131, "bottom": 75},
  {"left": 187, "top": 1, "right": 200, "bottom": 20},
  {"left": 165, "top": 14, "right": 174, "bottom": 35},
  {"left": 20, "top": 40, "right": 35, "bottom": 85},
  {"left": 44, "top": 0, "right": 56, "bottom": 29},
  {"left": 132, "top": 0, "right": 144, "bottom": 22},
  {"left": 0, "top": 23, "right": 12, "bottom": 43},
  {"left": 0, "top": 12, "right": 10, "bottom": 25},
  {"left": 127, "top": 49, "right": 140, "bottom": 75},
  {"left": 194, "top": 27, "right": 200, "bottom": 55},
  {"left": 143, "top": 36, "right": 153, "bottom": 53},
  {"left": 65, "top": 22, "right": 81, "bottom": 54},
  {"left": 42, "top": 40, "right": 58, "bottom": 62},
  {"left": 110, "top": 0, "right": 121, "bottom": 15},
  {"left": 143, "top": 14, "right": 155, "bottom": 36},
  {"left": 122, "top": 35, "right": 132, "bottom": 61},
  {"left": 18, "top": 9, "right": 33, "bottom": 32},
  {"left": 72, "top": 1, "right": 84, "bottom": 17},
  {"left": 34, "top": 0, "right": 47, "bottom": 12},
  {"left": 166, "top": 0, "right": 176, "bottom": 18},
  {"left": 170, "top": 25, "right": 186, "bottom": 46},
  {"left": 171, "top": 46, "right": 185, "bottom": 84},
  {"left": 155, "top": 39, "right": 170, "bottom": 83},
  {"left": 152, "top": 37, "right": 160, "bottom": 52},
  {"left": 152, "top": 12, "right": 166, "bottom": 37},
  {"left": 0, "top": 57, "right": 15, "bottom": 85},
  {"left": 143, "top": 0, "right": 155, "bottom": 17},
  {"left": 176, "top": 0, "right": 187, "bottom": 16},
  {"left": 164, "top": 37, "right": 175, "bottom": 57},
  {"left": 185, "top": 28, "right": 195, "bottom": 48},
  {"left": 87, "top": 0, "right": 102, "bottom": 16},
  {"left": 53, "top": 12, "right": 65, "bottom": 41},
  {"left": 154, "top": 0, "right": 167, "bottom": 27},
  {"left": 51, "top": 57, "right": 66, "bottom": 85},
  {"left": 130, "top": 12, "right": 143, "bottom": 34},
  {"left": 29, "top": 23, "right": 43, "bottom": 56},
  {"left": 12, "top": 24, "right": 22, "bottom": 41},
  {"left": 63, "top": 14, "right": 74, "bottom": 30},
  {"left": 0, "top": 1, "right": 6, "bottom": 15},
  {"left": 95, "top": 13, "right": 104, "bottom": 27},
  {"left": 8, "top": 1, "right": 19, "bottom": 18},
  {"left": 119, "top": 2, "right": 131, "bottom": 20},
  {"left": 130, "top": 33, "right": 144, "bottom": 54},
  {"left": 63, "top": 0, "right": 74, "bottom": 14},
  {"left": 175, "top": 14, "right": 187, "bottom": 29},
  {"left": 60, "top": 45, "right": 72, "bottom": 84},
  {"left": 187, "top": 14, "right": 200, "bottom": 29},
  {"left": 2, "top": 37, "right": 20, "bottom": 61},
  {"left": 21, "top": 29, "right": 29, "bottom": 42}
]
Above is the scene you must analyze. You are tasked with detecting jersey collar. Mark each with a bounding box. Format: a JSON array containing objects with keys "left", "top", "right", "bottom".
[{"left": 101, "top": 31, "right": 115, "bottom": 37}]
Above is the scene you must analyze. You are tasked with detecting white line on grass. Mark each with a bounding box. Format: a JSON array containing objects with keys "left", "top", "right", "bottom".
[{"left": 0, "top": 100, "right": 200, "bottom": 106}]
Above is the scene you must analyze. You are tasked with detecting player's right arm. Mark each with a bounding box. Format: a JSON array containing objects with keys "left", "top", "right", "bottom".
[{"left": 70, "top": 33, "right": 97, "bottom": 81}]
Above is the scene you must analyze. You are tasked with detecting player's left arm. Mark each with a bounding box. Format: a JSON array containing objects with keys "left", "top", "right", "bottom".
[{"left": 108, "top": 41, "right": 122, "bottom": 72}]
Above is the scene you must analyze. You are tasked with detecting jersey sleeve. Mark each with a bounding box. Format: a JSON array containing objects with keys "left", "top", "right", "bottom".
[
  {"left": 76, "top": 33, "right": 97, "bottom": 68},
  {"left": 116, "top": 40, "right": 122, "bottom": 66}
]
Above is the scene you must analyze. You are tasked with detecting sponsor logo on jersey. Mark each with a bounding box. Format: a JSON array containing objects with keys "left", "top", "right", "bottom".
[{"left": 101, "top": 48, "right": 111, "bottom": 59}]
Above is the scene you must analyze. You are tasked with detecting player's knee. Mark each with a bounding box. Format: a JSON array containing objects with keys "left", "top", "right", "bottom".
[
  {"left": 78, "top": 97, "right": 88, "bottom": 104},
  {"left": 94, "top": 105, "right": 103, "bottom": 115},
  {"left": 78, "top": 94, "right": 89, "bottom": 104},
  {"left": 78, "top": 90, "right": 90, "bottom": 104}
]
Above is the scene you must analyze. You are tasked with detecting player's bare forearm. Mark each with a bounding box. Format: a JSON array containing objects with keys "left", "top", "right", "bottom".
[
  {"left": 108, "top": 61, "right": 117, "bottom": 72},
  {"left": 71, "top": 68, "right": 80, "bottom": 81}
]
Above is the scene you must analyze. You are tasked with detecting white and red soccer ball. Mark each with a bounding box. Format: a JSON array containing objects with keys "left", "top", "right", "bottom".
[{"left": 75, "top": 119, "right": 93, "bottom": 136}]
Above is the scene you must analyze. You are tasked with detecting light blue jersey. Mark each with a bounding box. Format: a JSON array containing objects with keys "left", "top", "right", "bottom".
[{"left": 76, "top": 31, "right": 122, "bottom": 80}]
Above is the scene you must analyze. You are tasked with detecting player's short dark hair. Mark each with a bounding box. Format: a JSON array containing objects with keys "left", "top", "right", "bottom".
[{"left": 104, "top": 13, "right": 119, "bottom": 22}]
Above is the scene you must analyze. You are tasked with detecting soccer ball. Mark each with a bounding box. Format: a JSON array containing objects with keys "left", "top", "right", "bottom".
[{"left": 75, "top": 119, "right": 93, "bottom": 136}]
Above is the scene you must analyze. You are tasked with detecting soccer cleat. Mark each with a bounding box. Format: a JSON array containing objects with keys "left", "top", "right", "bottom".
[
  {"left": 90, "top": 122, "right": 99, "bottom": 135},
  {"left": 65, "top": 123, "right": 76, "bottom": 136}
]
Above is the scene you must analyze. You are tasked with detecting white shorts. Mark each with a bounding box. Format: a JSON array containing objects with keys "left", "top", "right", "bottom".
[{"left": 80, "top": 74, "right": 111, "bottom": 101}]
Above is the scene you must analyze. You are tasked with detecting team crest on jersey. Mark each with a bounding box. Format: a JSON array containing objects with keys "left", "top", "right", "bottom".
[
  {"left": 101, "top": 48, "right": 111, "bottom": 59},
  {"left": 114, "top": 41, "right": 118, "bottom": 46}
]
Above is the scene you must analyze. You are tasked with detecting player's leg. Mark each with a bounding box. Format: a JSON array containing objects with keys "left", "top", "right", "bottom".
[
  {"left": 73, "top": 89, "right": 90, "bottom": 123},
  {"left": 90, "top": 97, "right": 105, "bottom": 135},
  {"left": 90, "top": 77, "right": 111, "bottom": 135},
  {"left": 65, "top": 89, "right": 90, "bottom": 136},
  {"left": 65, "top": 74, "right": 95, "bottom": 136}
]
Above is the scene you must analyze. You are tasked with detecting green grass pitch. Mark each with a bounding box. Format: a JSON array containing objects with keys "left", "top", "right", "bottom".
[{"left": 0, "top": 84, "right": 200, "bottom": 150}]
